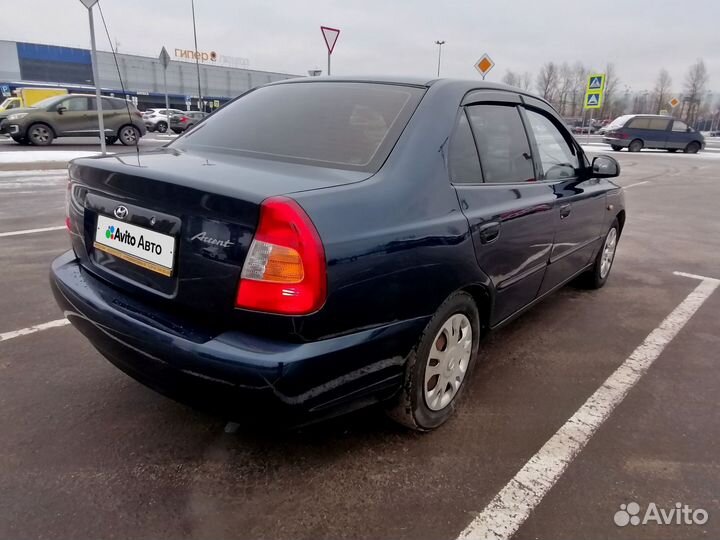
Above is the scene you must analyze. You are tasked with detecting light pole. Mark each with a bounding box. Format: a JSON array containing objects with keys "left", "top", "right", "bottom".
[
  {"left": 78, "top": 0, "right": 106, "bottom": 155},
  {"left": 435, "top": 40, "right": 445, "bottom": 77},
  {"left": 191, "top": 0, "right": 203, "bottom": 111}
]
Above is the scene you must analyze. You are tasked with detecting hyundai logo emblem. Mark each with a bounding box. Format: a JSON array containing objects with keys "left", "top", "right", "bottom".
[{"left": 114, "top": 205, "right": 129, "bottom": 220}]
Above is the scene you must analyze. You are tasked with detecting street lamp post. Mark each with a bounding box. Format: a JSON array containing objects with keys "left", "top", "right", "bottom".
[
  {"left": 435, "top": 40, "right": 445, "bottom": 77},
  {"left": 191, "top": 0, "right": 203, "bottom": 111},
  {"left": 78, "top": 0, "right": 106, "bottom": 155}
]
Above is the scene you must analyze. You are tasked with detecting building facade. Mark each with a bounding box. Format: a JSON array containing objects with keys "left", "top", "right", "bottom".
[{"left": 0, "top": 40, "right": 298, "bottom": 110}]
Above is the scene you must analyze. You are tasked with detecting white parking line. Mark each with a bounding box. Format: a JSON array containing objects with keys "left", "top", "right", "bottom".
[
  {"left": 0, "top": 225, "right": 65, "bottom": 238},
  {"left": 0, "top": 318, "right": 69, "bottom": 343},
  {"left": 456, "top": 271, "right": 719, "bottom": 540},
  {"left": 623, "top": 180, "right": 650, "bottom": 189}
]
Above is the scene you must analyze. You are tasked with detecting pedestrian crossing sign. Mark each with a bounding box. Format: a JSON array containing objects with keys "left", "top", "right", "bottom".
[
  {"left": 584, "top": 90, "right": 603, "bottom": 109},
  {"left": 586, "top": 73, "right": 606, "bottom": 92}
]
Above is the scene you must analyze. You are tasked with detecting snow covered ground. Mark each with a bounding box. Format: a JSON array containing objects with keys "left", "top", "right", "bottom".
[{"left": 0, "top": 150, "right": 105, "bottom": 164}]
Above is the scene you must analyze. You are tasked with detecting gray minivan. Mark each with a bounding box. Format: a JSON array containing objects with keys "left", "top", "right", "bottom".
[{"left": 603, "top": 114, "right": 705, "bottom": 153}]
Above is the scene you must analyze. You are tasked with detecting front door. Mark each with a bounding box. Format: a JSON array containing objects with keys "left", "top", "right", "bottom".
[
  {"left": 54, "top": 96, "right": 93, "bottom": 136},
  {"left": 450, "top": 92, "right": 556, "bottom": 325},
  {"left": 520, "top": 99, "right": 608, "bottom": 293}
]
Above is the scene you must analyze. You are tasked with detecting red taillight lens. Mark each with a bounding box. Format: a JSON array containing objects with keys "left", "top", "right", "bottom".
[
  {"left": 236, "top": 197, "right": 327, "bottom": 315},
  {"left": 65, "top": 180, "right": 72, "bottom": 232},
  {"left": 181, "top": 116, "right": 189, "bottom": 123}
]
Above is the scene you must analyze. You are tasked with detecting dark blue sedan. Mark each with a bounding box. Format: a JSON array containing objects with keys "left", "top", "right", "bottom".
[{"left": 51, "top": 77, "right": 625, "bottom": 430}]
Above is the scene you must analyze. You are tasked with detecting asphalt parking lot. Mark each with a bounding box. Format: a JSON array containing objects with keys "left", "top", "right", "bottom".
[{"left": 1, "top": 145, "right": 719, "bottom": 539}]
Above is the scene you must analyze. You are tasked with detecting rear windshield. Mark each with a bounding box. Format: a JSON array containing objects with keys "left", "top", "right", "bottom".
[
  {"left": 171, "top": 82, "right": 425, "bottom": 172},
  {"left": 606, "top": 115, "right": 633, "bottom": 130}
]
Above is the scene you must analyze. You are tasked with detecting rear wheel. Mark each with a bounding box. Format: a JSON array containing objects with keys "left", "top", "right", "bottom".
[
  {"left": 628, "top": 139, "right": 643, "bottom": 152},
  {"left": 387, "top": 291, "right": 480, "bottom": 431},
  {"left": 156, "top": 121, "right": 168, "bottom": 133},
  {"left": 685, "top": 141, "right": 701, "bottom": 154},
  {"left": 611, "top": 145, "right": 622, "bottom": 151},
  {"left": 171, "top": 128, "right": 183, "bottom": 134},
  {"left": 27, "top": 123, "right": 54, "bottom": 146},
  {"left": 119, "top": 125, "right": 140, "bottom": 146},
  {"left": 581, "top": 219, "right": 620, "bottom": 289}
]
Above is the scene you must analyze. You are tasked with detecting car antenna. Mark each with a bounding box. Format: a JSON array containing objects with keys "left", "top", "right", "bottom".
[{"left": 97, "top": 1, "right": 141, "bottom": 166}]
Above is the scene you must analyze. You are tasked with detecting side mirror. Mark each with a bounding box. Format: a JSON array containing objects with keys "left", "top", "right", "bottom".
[
  {"left": 591, "top": 155, "right": 620, "bottom": 178},
  {"left": 56, "top": 105, "right": 67, "bottom": 115}
]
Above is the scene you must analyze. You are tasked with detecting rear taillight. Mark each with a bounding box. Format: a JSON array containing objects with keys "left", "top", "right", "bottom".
[
  {"left": 65, "top": 180, "right": 72, "bottom": 232},
  {"left": 181, "top": 116, "right": 189, "bottom": 123},
  {"left": 236, "top": 197, "right": 327, "bottom": 315}
]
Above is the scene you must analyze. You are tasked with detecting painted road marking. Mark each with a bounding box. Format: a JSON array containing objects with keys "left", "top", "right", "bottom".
[
  {"left": 623, "top": 181, "right": 650, "bottom": 189},
  {"left": 456, "top": 271, "right": 719, "bottom": 540},
  {"left": 0, "top": 318, "right": 70, "bottom": 343},
  {"left": 0, "top": 225, "right": 65, "bottom": 238}
]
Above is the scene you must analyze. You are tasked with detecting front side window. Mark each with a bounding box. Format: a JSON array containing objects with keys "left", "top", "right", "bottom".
[
  {"left": 672, "top": 120, "right": 688, "bottom": 132},
  {"left": 171, "top": 82, "right": 424, "bottom": 172},
  {"left": 525, "top": 109, "right": 579, "bottom": 180},
  {"left": 449, "top": 111, "right": 483, "bottom": 183},
  {"left": 62, "top": 97, "right": 89, "bottom": 112},
  {"left": 465, "top": 104, "right": 535, "bottom": 183}
]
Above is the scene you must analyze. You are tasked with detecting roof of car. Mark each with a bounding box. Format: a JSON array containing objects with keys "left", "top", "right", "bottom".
[{"left": 269, "top": 76, "right": 533, "bottom": 94}]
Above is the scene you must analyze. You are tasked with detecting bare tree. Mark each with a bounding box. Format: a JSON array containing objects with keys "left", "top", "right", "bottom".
[
  {"left": 520, "top": 71, "right": 533, "bottom": 91},
  {"left": 652, "top": 69, "right": 672, "bottom": 114},
  {"left": 682, "top": 59, "right": 709, "bottom": 124},
  {"left": 556, "top": 63, "right": 573, "bottom": 116},
  {"left": 536, "top": 62, "right": 559, "bottom": 105},
  {"left": 568, "top": 62, "right": 587, "bottom": 118},
  {"left": 600, "top": 63, "right": 620, "bottom": 119},
  {"left": 502, "top": 70, "right": 520, "bottom": 87}
]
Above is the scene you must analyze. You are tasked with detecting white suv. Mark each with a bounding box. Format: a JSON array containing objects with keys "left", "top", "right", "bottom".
[{"left": 142, "top": 108, "right": 185, "bottom": 133}]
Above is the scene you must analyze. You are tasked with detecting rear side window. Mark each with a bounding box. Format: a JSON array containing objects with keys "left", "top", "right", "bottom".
[
  {"left": 672, "top": 120, "right": 688, "bottom": 132},
  {"left": 627, "top": 118, "right": 650, "bottom": 129},
  {"left": 172, "top": 82, "right": 425, "bottom": 172},
  {"left": 466, "top": 104, "right": 535, "bottom": 183},
  {"left": 63, "top": 97, "right": 90, "bottom": 111},
  {"left": 449, "top": 111, "right": 482, "bottom": 183},
  {"left": 525, "top": 109, "right": 579, "bottom": 180},
  {"left": 648, "top": 118, "right": 670, "bottom": 130}
]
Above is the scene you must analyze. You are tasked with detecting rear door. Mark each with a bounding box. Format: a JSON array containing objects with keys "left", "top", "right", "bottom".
[
  {"left": 450, "top": 91, "right": 556, "bottom": 325},
  {"left": 521, "top": 98, "right": 607, "bottom": 293}
]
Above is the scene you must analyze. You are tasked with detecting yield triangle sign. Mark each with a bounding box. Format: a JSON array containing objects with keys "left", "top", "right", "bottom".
[
  {"left": 587, "top": 94, "right": 599, "bottom": 106},
  {"left": 321, "top": 26, "right": 340, "bottom": 54}
]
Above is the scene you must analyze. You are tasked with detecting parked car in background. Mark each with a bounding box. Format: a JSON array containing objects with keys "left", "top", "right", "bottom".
[
  {"left": 143, "top": 108, "right": 184, "bottom": 133},
  {"left": 0, "top": 93, "right": 145, "bottom": 146},
  {"left": 603, "top": 114, "right": 705, "bottom": 153},
  {"left": 170, "top": 111, "right": 207, "bottom": 133},
  {"left": 51, "top": 77, "right": 625, "bottom": 431}
]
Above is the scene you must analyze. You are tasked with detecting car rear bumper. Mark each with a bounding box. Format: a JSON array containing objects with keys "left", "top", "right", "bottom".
[{"left": 50, "top": 251, "right": 426, "bottom": 424}]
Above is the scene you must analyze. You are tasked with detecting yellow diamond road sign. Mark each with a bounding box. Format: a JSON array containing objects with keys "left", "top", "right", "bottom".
[
  {"left": 669, "top": 97, "right": 680, "bottom": 108},
  {"left": 474, "top": 54, "right": 495, "bottom": 79}
]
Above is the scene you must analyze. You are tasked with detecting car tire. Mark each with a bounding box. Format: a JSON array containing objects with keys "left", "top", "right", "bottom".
[
  {"left": 11, "top": 136, "right": 30, "bottom": 145},
  {"left": 386, "top": 291, "right": 480, "bottom": 431},
  {"left": 628, "top": 139, "right": 643, "bottom": 152},
  {"left": 105, "top": 136, "right": 118, "bottom": 145},
  {"left": 118, "top": 125, "right": 140, "bottom": 146},
  {"left": 580, "top": 219, "right": 620, "bottom": 290},
  {"left": 156, "top": 121, "right": 168, "bottom": 133},
  {"left": 27, "top": 123, "right": 54, "bottom": 146},
  {"left": 171, "top": 128, "right": 182, "bottom": 134},
  {"left": 611, "top": 145, "right": 622, "bottom": 151},
  {"left": 685, "top": 141, "right": 701, "bottom": 154}
]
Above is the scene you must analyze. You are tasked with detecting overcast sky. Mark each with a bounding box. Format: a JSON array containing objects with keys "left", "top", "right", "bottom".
[{"left": 2, "top": 0, "right": 718, "bottom": 95}]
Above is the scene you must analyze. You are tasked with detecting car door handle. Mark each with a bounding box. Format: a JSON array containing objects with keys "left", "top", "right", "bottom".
[
  {"left": 559, "top": 204, "right": 572, "bottom": 220},
  {"left": 478, "top": 221, "right": 500, "bottom": 244}
]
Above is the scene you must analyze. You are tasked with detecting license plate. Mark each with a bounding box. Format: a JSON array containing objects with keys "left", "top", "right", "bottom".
[{"left": 94, "top": 214, "right": 176, "bottom": 276}]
